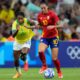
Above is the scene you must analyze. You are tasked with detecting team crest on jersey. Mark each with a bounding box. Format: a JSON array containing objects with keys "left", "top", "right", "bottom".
[
  {"left": 40, "top": 17, "right": 42, "bottom": 20},
  {"left": 47, "top": 16, "right": 50, "bottom": 20}
]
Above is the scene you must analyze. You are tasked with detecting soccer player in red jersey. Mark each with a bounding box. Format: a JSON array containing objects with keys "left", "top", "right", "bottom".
[{"left": 37, "top": 3, "right": 63, "bottom": 79}]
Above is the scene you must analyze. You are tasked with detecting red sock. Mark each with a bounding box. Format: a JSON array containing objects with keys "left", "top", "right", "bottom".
[
  {"left": 53, "top": 59, "right": 61, "bottom": 73},
  {"left": 39, "top": 52, "right": 47, "bottom": 66}
]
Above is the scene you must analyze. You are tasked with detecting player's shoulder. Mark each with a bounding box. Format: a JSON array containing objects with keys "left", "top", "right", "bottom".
[
  {"left": 12, "top": 19, "right": 18, "bottom": 26},
  {"left": 24, "top": 18, "right": 27, "bottom": 21},
  {"left": 48, "top": 10, "right": 56, "bottom": 14},
  {"left": 13, "top": 20, "right": 17, "bottom": 23},
  {"left": 38, "top": 12, "right": 43, "bottom": 17}
]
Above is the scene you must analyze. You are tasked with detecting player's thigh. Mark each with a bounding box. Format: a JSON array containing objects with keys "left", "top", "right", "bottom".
[
  {"left": 50, "top": 37, "right": 59, "bottom": 49},
  {"left": 39, "top": 38, "right": 49, "bottom": 52},
  {"left": 13, "top": 41, "right": 22, "bottom": 51},
  {"left": 51, "top": 48, "right": 59, "bottom": 60},
  {"left": 22, "top": 40, "right": 31, "bottom": 53},
  {"left": 22, "top": 47, "right": 29, "bottom": 54},
  {"left": 50, "top": 37, "right": 59, "bottom": 60},
  {"left": 14, "top": 50, "right": 21, "bottom": 59},
  {"left": 39, "top": 43, "right": 48, "bottom": 52}
]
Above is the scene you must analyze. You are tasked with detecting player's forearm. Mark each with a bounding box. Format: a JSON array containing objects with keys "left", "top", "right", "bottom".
[
  {"left": 47, "top": 24, "right": 63, "bottom": 30},
  {"left": 25, "top": 25, "right": 41, "bottom": 30},
  {"left": 56, "top": 24, "right": 63, "bottom": 28},
  {"left": 56, "top": 21, "right": 63, "bottom": 28},
  {"left": 24, "top": 26, "right": 36, "bottom": 29},
  {"left": 28, "top": 19, "right": 38, "bottom": 25},
  {"left": 12, "top": 30, "right": 18, "bottom": 37}
]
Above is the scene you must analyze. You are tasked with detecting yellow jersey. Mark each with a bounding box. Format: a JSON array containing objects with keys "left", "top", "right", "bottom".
[
  {"left": 12, "top": 18, "right": 35, "bottom": 44},
  {"left": 0, "top": 9, "right": 15, "bottom": 24}
]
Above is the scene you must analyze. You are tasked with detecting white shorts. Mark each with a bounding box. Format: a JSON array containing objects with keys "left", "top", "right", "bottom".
[{"left": 13, "top": 40, "right": 31, "bottom": 51}]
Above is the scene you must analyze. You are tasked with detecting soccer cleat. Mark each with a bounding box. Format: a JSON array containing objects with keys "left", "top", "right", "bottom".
[
  {"left": 13, "top": 72, "right": 22, "bottom": 79},
  {"left": 58, "top": 71, "right": 63, "bottom": 79},
  {"left": 39, "top": 66, "right": 48, "bottom": 74},
  {"left": 24, "top": 61, "right": 28, "bottom": 71}
]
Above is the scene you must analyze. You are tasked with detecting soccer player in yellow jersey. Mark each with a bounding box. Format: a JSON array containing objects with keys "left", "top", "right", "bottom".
[{"left": 12, "top": 12, "right": 35, "bottom": 78}]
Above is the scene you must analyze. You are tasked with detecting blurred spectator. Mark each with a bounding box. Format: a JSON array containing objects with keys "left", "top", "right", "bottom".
[
  {"left": 11, "top": 0, "right": 18, "bottom": 9},
  {"left": 59, "top": 14, "right": 71, "bottom": 40},
  {"left": 75, "top": 0, "right": 80, "bottom": 4},
  {"left": 76, "top": 23, "right": 80, "bottom": 39},
  {"left": 25, "top": 0, "right": 41, "bottom": 13},
  {"left": 0, "top": 3, "right": 15, "bottom": 38},
  {"left": 70, "top": 32, "right": 79, "bottom": 41},
  {"left": 0, "top": 0, "right": 80, "bottom": 41},
  {"left": 58, "top": 28, "right": 65, "bottom": 40},
  {"left": 25, "top": 0, "right": 41, "bottom": 19},
  {"left": 68, "top": 12, "right": 77, "bottom": 26},
  {"left": 0, "top": 3, "right": 15, "bottom": 24},
  {"left": 0, "top": 33, "right": 7, "bottom": 42}
]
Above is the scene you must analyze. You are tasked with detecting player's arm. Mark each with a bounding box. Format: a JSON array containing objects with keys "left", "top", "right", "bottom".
[
  {"left": 24, "top": 19, "right": 42, "bottom": 30},
  {"left": 12, "top": 23, "right": 20, "bottom": 37},
  {"left": 56, "top": 21, "right": 63, "bottom": 28},
  {"left": 34, "top": 14, "right": 43, "bottom": 30},
  {"left": 27, "top": 19, "right": 38, "bottom": 25},
  {"left": 12, "top": 30, "right": 19, "bottom": 38},
  {"left": 25, "top": 24, "right": 42, "bottom": 30},
  {"left": 47, "top": 11, "right": 63, "bottom": 30},
  {"left": 47, "top": 22, "right": 63, "bottom": 30},
  {"left": 23, "top": 19, "right": 38, "bottom": 29},
  {"left": 24, "top": 24, "right": 39, "bottom": 29}
]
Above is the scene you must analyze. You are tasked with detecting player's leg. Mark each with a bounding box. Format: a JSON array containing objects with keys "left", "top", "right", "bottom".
[
  {"left": 50, "top": 38, "right": 63, "bottom": 78},
  {"left": 13, "top": 41, "right": 22, "bottom": 78},
  {"left": 20, "top": 48, "right": 29, "bottom": 62},
  {"left": 51, "top": 48, "right": 63, "bottom": 78},
  {"left": 20, "top": 40, "right": 31, "bottom": 71},
  {"left": 21, "top": 47, "right": 29, "bottom": 71},
  {"left": 39, "top": 38, "right": 48, "bottom": 74},
  {"left": 13, "top": 50, "right": 22, "bottom": 78}
]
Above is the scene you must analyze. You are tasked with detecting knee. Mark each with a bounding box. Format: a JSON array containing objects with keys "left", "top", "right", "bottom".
[
  {"left": 22, "top": 47, "right": 29, "bottom": 53},
  {"left": 39, "top": 43, "right": 47, "bottom": 53},
  {"left": 39, "top": 48, "right": 45, "bottom": 53},
  {"left": 20, "top": 53, "right": 26, "bottom": 61},
  {"left": 14, "top": 54, "right": 19, "bottom": 60},
  {"left": 14, "top": 58, "right": 19, "bottom": 62},
  {"left": 52, "top": 57, "right": 58, "bottom": 61},
  {"left": 52, "top": 54, "right": 58, "bottom": 60}
]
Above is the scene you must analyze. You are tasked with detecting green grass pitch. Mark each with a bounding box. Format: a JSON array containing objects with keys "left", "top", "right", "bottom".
[{"left": 0, "top": 68, "right": 80, "bottom": 80}]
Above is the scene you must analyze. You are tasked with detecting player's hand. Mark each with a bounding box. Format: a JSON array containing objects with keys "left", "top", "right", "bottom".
[
  {"left": 16, "top": 24, "right": 20, "bottom": 30},
  {"left": 24, "top": 23, "right": 30, "bottom": 29},
  {"left": 47, "top": 26, "right": 55, "bottom": 30}
]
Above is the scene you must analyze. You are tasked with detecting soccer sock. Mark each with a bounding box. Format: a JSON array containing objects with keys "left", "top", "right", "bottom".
[
  {"left": 16, "top": 67, "right": 21, "bottom": 73},
  {"left": 14, "top": 59, "right": 21, "bottom": 73},
  {"left": 53, "top": 59, "right": 61, "bottom": 73},
  {"left": 20, "top": 52, "right": 27, "bottom": 62},
  {"left": 39, "top": 52, "right": 47, "bottom": 66}
]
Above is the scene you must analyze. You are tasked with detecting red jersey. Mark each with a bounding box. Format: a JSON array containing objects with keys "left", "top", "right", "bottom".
[{"left": 38, "top": 10, "right": 59, "bottom": 38}]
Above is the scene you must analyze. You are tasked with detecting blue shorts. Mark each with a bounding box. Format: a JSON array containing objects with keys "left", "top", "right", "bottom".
[{"left": 40, "top": 37, "right": 59, "bottom": 49}]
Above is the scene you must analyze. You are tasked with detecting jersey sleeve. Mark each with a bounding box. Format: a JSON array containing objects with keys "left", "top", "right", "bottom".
[
  {"left": 12, "top": 21, "right": 17, "bottom": 31},
  {"left": 37, "top": 14, "right": 42, "bottom": 26},
  {"left": 37, "top": 14, "right": 40, "bottom": 23},
  {"left": 23, "top": 18, "right": 31, "bottom": 27},
  {"left": 51, "top": 11, "right": 59, "bottom": 25}
]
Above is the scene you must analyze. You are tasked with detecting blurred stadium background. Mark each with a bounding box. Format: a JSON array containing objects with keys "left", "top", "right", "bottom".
[{"left": 0, "top": 0, "right": 80, "bottom": 80}]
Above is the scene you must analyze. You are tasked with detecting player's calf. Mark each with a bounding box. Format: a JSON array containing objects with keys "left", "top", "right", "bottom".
[
  {"left": 20, "top": 52, "right": 29, "bottom": 71},
  {"left": 20, "top": 52, "right": 26, "bottom": 61}
]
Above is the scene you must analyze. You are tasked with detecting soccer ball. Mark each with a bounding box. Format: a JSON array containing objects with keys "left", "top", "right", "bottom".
[{"left": 44, "top": 68, "right": 55, "bottom": 78}]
